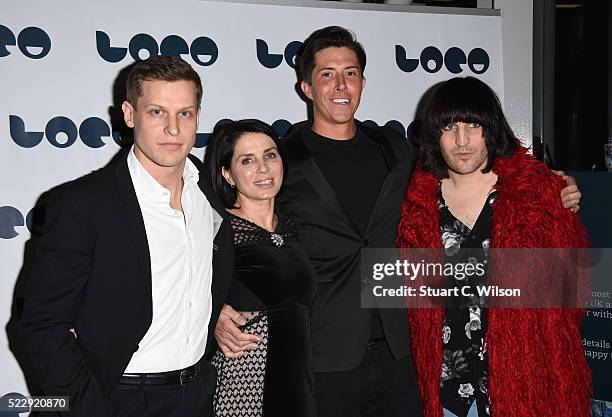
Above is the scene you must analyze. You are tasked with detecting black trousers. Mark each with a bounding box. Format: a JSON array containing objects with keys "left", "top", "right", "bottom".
[
  {"left": 110, "top": 361, "right": 216, "bottom": 417},
  {"left": 315, "top": 339, "right": 423, "bottom": 417}
]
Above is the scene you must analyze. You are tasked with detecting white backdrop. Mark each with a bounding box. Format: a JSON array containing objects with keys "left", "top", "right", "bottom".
[{"left": 0, "top": 0, "right": 503, "bottom": 396}]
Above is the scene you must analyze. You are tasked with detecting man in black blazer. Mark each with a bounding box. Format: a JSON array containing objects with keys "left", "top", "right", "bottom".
[
  {"left": 19, "top": 56, "right": 233, "bottom": 417},
  {"left": 280, "top": 27, "right": 422, "bottom": 417}
]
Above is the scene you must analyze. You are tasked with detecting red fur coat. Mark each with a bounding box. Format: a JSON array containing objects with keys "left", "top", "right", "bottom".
[{"left": 397, "top": 148, "right": 591, "bottom": 417}]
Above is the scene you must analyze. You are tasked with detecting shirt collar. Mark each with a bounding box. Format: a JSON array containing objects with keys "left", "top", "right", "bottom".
[
  {"left": 127, "top": 146, "right": 200, "bottom": 205},
  {"left": 183, "top": 155, "right": 200, "bottom": 187}
]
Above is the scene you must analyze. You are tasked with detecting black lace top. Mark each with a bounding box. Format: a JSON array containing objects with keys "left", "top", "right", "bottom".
[
  {"left": 213, "top": 211, "right": 317, "bottom": 417},
  {"left": 230, "top": 212, "right": 299, "bottom": 247}
]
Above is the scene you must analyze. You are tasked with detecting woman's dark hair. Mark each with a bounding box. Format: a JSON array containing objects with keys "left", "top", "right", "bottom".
[
  {"left": 204, "top": 119, "right": 280, "bottom": 208},
  {"left": 418, "top": 76, "right": 519, "bottom": 178},
  {"left": 297, "top": 26, "right": 367, "bottom": 84}
]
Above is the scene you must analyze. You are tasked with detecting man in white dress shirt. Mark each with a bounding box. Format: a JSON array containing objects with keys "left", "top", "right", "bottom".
[{"left": 20, "top": 56, "right": 234, "bottom": 417}]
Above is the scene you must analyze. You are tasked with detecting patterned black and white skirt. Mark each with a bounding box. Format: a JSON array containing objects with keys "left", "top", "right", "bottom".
[{"left": 212, "top": 311, "right": 269, "bottom": 417}]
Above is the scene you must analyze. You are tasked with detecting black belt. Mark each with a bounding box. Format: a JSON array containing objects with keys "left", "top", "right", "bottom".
[{"left": 118, "top": 361, "right": 201, "bottom": 387}]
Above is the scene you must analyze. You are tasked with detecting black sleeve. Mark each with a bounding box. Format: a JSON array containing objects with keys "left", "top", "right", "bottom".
[
  {"left": 19, "top": 187, "right": 116, "bottom": 417},
  {"left": 381, "top": 125, "right": 416, "bottom": 171}
]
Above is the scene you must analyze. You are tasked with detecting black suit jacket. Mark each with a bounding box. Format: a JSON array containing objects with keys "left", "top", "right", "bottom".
[
  {"left": 277, "top": 122, "right": 415, "bottom": 372},
  {"left": 19, "top": 151, "right": 233, "bottom": 416}
]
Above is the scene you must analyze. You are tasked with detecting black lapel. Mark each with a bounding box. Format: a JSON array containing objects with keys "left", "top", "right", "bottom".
[
  {"left": 358, "top": 122, "right": 413, "bottom": 234},
  {"left": 359, "top": 121, "right": 398, "bottom": 172},
  {"left": 113, "top": 153, "right": 152, "bottom": 296},
  {"left": 283, "top": 124, "right": 357, "bottom": 232}
]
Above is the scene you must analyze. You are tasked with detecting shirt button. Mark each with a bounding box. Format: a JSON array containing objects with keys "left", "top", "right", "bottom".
[{"left": 363, "top": 238, "right": 369, "bottom": 247}]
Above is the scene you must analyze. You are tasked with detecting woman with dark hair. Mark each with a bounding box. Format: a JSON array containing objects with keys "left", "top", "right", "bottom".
[
  {"left": 204, "top": 119, "right": 317, "bottom": 417},
  {"left": 397, "top": 77, "right": 591, "bottom": 417}
]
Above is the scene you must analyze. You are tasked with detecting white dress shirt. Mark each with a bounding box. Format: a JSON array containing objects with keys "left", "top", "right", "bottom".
[{"left": 124, "top": 147, "right": 216, "bottom": 373}]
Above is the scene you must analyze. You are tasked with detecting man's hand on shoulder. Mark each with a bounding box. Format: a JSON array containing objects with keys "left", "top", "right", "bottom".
[
  {"left": 214, "top": 304, "right": 261, "bottom": 359},
  {"left": 553, "top": 170, "right": 581, "bottom": 212}
]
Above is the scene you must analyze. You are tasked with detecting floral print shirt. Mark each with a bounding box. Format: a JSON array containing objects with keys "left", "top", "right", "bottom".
[{"left": 438, "top": 183, "right": 497, "bottom": 417}]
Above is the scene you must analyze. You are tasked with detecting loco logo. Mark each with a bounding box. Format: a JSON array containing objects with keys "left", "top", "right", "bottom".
[
  {"left": 9, "top": 115, "right": 123, "bottom": 148},
  {"left": 0, "top": 392, "right": 29, "bottom": 415},
  {"left": 396, "top": 45, "right": 489, "bottom": 74},
  {"left": 96, "top": 31, "right": 218, "bottom": 66},
  {"left": 235, "top": 119, "right": 412, "bottom": 139},
  {"left": 0, "top": 25, "right": 51, "bottom": 59},
  {"left": 256, "top": 39, "right": 302, "bottom": 69},
  {"left": 10, "top": 116, "right": 217, "bottom": 149},
  {"left": 259, "top": 119, "right": 411, "bottom": 139},
  {"left": 0, "top": 206, "right": 37, "bottom": 239},
  {"left": 209, "top": 119, "right": 294, "bottom": 141},
  {"left": 270, "top": 119, "right": 293, "bottom": 137},
  {"left": 361, "top": 120, "right": 414, "bottom": 139}
]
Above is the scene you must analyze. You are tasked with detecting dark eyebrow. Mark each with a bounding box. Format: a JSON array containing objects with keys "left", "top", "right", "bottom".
[
  {"left": 144, "top": 104, "right": 197, "bottom": 111},
  {"left": 235, "top": 147, "right": 278, "bottom": 158},
  {"left": 318, "top": 66, "right": 360, "bottom": 72}
]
